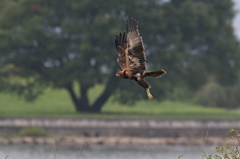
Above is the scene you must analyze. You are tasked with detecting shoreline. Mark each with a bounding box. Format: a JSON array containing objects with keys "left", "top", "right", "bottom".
[
  {"left": 0, "top": 118, "right": 238, "bottom": 138},
  {"left": 0, "top": 136, "right": 230, "bottom": 146},
  {"left": 0, "top": 118, "right": 238, "bottom": 147}
]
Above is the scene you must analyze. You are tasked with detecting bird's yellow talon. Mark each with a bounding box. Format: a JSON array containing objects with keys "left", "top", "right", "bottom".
[
  {"left": 146, "top": 89, "right": 153, "bottom": 100},
  {"left": 148, "top": 94, "right": 153, "bottom": 100}
]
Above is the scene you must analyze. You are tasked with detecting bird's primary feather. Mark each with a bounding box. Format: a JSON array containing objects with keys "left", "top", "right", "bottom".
[
  {"left": 126, "top": 18, "right": 146, "bottom": 71},
  {"left": 115, "top": 18, "right": 146, "bottom": 71}
]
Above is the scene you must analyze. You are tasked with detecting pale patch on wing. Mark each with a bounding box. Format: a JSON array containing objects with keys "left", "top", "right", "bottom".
[{"left": 129, "top": 57, "right": 141, "bottom": 70}]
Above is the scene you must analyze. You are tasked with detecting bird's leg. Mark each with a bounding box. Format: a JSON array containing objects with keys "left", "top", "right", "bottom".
[{"left": 146, "top": 88, "right": 153, "bottom": 100}]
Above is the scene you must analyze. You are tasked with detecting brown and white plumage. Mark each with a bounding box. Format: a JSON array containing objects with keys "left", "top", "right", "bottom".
[{"left": 115, "top": 18, "right": 166, "bottom": 100}]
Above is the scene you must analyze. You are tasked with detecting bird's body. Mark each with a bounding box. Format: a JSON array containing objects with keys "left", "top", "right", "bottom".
[{"left": 115, "top": 18, "right": 166, "bottom": 100}]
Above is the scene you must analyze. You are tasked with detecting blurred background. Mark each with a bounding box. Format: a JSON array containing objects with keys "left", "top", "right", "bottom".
[{"left": 0, "top": 0, "right": 240, "bottom": 158}]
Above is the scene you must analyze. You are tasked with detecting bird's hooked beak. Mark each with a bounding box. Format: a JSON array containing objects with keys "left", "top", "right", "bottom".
[{"left": 116, "top": 71, "right": 123, "bottom": 77}]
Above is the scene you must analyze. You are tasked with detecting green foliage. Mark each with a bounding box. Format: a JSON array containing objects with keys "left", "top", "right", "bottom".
[
  {"left": 165, "top": 85, "right": 193, "bottom": 102},
  {"left": 195, "top": 80, "right": 240, "bottom": 108},
  {"left": 178, "top": 154, "right": 183, "bottom": 159},
  {"left": 0, "top": 64, "right": 44, "bottom": 101},
  {"left": 202, "top": 129, "right": 240, "bottom": 159},
  {"left": 19, "top": 127, "right": 48, "bottom": 137}
]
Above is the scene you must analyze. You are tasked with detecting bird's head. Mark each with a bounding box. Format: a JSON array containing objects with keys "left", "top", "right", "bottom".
[{"left": 116, "top": 71, "right": 124, "bottom": 77}]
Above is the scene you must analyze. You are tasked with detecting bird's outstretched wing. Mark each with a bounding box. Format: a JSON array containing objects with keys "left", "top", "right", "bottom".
[
  {"left": 115, "top": 18, "right": 146, "bottom": 71},
  {"left": 115, "top": 32, "right": 129, "bottom": 70},
  {"left": 126, "top": 18, "right": 146, "bottom": 71}
]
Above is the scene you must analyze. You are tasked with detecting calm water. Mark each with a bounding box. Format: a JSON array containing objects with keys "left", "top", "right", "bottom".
[{"left": 0, "top": 144, "right": 216, "bottom": 159}]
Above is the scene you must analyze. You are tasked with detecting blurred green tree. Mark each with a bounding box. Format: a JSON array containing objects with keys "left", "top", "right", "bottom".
[
  {"left": 0, "top": 0, "right": 239, "bottom": 112},
  {"left": 0, "top": 0, "right": 122, "bottom": 112}
]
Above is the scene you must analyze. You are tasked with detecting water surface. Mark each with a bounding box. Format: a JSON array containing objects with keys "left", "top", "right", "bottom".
[{"left": 0, "top": 144, "right": 216, "bottom": 159}]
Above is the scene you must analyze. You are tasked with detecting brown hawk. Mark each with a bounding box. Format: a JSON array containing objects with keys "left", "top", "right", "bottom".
[{"left": 115, "top": 18, "right": 166, "bottom": 100}]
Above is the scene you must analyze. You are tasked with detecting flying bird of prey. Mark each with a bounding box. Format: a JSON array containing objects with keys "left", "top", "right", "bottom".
[{"left": 115, "top": 18, "right": 166, "bottom": 100}]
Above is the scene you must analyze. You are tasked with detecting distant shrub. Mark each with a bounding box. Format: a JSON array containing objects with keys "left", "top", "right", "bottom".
[
  {"left": 166, "top": 85, "right": 193, "bottom": 101},
  {"left": 195, "top": 81, "right": 240, "bottom": 108},
  {"left": 19, "top": 127, "right": 48, "bottom": 137}
]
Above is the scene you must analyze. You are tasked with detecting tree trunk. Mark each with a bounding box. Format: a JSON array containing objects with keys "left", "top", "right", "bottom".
[
  {"left": 65, "top": 65, "right": 120, "bottom": 113},
  {"left": 91, "top": 74, "right": 120, "bottom": 112},
  {"left": 65, "top": 83, "right": 91, "bottom": 112}
]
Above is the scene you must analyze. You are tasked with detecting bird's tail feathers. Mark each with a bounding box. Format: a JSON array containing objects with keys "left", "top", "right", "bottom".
[{"left": 144, "top": 69, "right": 166, "bottom": 78}]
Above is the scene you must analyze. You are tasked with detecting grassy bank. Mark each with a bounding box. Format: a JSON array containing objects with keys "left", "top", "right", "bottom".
[{"left": 0, "top": 86, "right": 240, "bottom": 119}]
